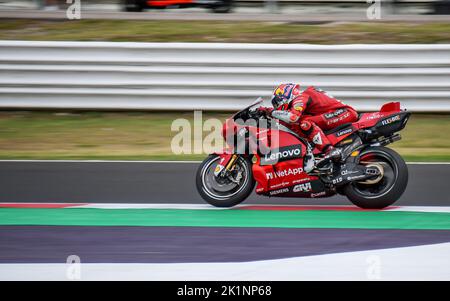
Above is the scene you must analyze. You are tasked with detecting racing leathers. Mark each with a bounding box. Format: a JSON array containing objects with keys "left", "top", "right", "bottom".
[{"left": 262, "top": 86, "right": 359, "bottom": 154}]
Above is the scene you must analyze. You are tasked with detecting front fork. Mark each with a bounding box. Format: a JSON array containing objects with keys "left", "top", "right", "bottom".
[{"left": 214, "top": 153, "right": 239, "bottom": 177}]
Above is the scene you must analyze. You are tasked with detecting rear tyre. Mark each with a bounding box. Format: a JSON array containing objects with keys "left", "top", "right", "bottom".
[
  {"left": 196, "top": 154, "right": 255, "bottom": 207},
  {"left": 344, "top": 146, "right": 408, "bottom": 209}
]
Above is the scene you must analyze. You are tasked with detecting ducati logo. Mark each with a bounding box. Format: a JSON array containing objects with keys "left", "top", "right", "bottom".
[{"left": 312, "top": 133, "right": 323, "bottom": 145}]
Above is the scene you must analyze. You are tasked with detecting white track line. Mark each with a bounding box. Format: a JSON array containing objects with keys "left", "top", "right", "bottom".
[
  {"left": 59, "top": 204, "right": 450, "bottom": 213},
  {"left": 1, "top": 243, "right": 449, "bottom": 281},
  {"left": 1, "top": 202, "right": 450, "bottom": 212}
]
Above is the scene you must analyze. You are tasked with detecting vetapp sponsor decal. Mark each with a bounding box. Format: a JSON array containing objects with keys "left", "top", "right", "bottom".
[
  {"left": 266, "top": 167, "right": 304, "bottom": 180},
  {"left": 261, "top": 145, "right": 302, "bottom": 165},
  {"left": 293, "top": 182, "right": 312, "bottom": 193}
]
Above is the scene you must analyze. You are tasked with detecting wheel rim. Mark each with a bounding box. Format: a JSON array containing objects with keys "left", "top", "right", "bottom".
[
  {"left": 351, "top": 151, "right": 398, "bottom": 199},
  {"left": 201, "top": 156, "right": 250, "bottom": 201}
]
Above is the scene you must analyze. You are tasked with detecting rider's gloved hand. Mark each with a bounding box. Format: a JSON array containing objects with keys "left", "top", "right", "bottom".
[{"left": 257, "top": 106, "right": 274, "bottom": 116}]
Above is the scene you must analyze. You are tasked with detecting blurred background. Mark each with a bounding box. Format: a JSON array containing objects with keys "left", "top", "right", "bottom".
[
  {"left": 0, "top": 0, "right": 450, "bottom": 14},
  {"left": 1, "top": 3, "right": 449, "bottom": 280},
  {"left": 0, "top": 0, "right": 449, "bottom": 162}
]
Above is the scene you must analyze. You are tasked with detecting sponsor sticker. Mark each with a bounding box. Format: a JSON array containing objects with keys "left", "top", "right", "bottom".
[
  {"left": 324, "top": 108, "right": 346, "bottom": 119},
  {"left": 381, "top": 115, "right": 401, "bottom": 126},
  {"left": 261, "top": 145, "right": 303, "bottom": 165},
  {"left": 336, "top": 128, "right": 353, "bottom": 137},
  {"left": 332, "top": 177, "right": 343, "bottom": 184},
  {"left": 266, "top": 167, "right": 304, "bottom": 180},
  {"left": 312, "top": 133, "right": 323, "bottom": 145},
  {"left": 292, "top": 177, "right": 311, "bottom": 184},
  {"left": 311, "top": 191, "right": 326, "bottom": 198},
  {"left": 326, "top": 112, "right": 350, "bottom": 125},
  {"left": 269, "top": 188, "right": 289, "bottom": 196},
  {"left": 341, "top": 169, "right": 359, "bottom": 176},
  {"left": 347, "top": 175, "right": 366, "bottom": 181},
  {"left": 269, "top": 182, "right": 290, "bottom": 189},
  {"left": 292, "top": 182, "right": 312, "bottom": 192}
]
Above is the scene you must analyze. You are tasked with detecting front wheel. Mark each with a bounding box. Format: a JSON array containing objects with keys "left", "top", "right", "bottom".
[
  {"left": 196, "top": 154, "right": 255, "bottom": 207},
  {"left": 343, "top": 146, "right": 408, "bottom": 209}
]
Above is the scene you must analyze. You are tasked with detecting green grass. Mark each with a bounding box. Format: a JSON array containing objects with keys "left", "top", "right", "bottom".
[
  {"left": 0, "top": 111, "right": 448, "bottom": 161},
  {"left": 0, "top": 19, "right": 449, "bottom": 43}
]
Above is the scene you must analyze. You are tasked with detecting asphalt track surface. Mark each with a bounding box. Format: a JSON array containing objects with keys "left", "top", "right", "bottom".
[
  {"left": 0, "top": 161, "right": 449, "bottom": 277},
  {"left": 0, "top": 161, "right": 448, "bottom": 205},
  {"left": 1, "top": 226, "right": 449, "bottom": 263}
]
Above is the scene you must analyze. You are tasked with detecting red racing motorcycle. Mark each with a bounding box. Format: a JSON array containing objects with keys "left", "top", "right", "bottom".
[{"left": 196, "top": 99, "right": 411, "bottom": 209}]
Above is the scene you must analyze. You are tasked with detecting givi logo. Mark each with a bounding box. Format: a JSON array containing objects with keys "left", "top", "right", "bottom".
[{"left": 293, "top": 182, "right": 312, "bottom": 192}]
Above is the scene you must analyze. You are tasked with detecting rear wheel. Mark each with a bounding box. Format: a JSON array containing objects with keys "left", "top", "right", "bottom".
[
  {"left": 196, "top": 154, "right": 255, "bottom": 207},
  {"left": 343, "top": 146, "right": 408, "bottom": 209}
]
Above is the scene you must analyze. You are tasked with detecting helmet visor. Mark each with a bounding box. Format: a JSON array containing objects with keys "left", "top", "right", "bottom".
[{"left": 271, "top": 94, "right": 286, "bottom": 109}]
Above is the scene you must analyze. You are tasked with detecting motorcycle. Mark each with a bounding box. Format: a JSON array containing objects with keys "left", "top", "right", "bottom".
[{"left": 196, "top": 99, "right": 411, "bottom": 209}]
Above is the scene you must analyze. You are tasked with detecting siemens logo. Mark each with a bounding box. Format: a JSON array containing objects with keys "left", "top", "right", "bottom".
[{"left": 269, "top": 188, "right": 289, "bottom": 196}]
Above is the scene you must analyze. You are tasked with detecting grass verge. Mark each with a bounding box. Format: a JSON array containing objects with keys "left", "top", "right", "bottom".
[
  {"left": 0, "top": 19, "right": 449, "bottom": 43},
  {"left": 0, "top": 111, "right": 448, "bottom": 162}
]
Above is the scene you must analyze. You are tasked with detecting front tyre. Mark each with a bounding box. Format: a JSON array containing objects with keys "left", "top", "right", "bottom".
[
  {"left": 196, "top": 154, "right": 255, "bottom": 207},
  {"left": 344, "top": 146, "right": 408, "bottom": 209}
]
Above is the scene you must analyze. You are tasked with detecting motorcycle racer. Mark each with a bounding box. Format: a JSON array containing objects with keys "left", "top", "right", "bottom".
[{"left": 258, "top": 83, "right": 359, "bottom": 165}]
